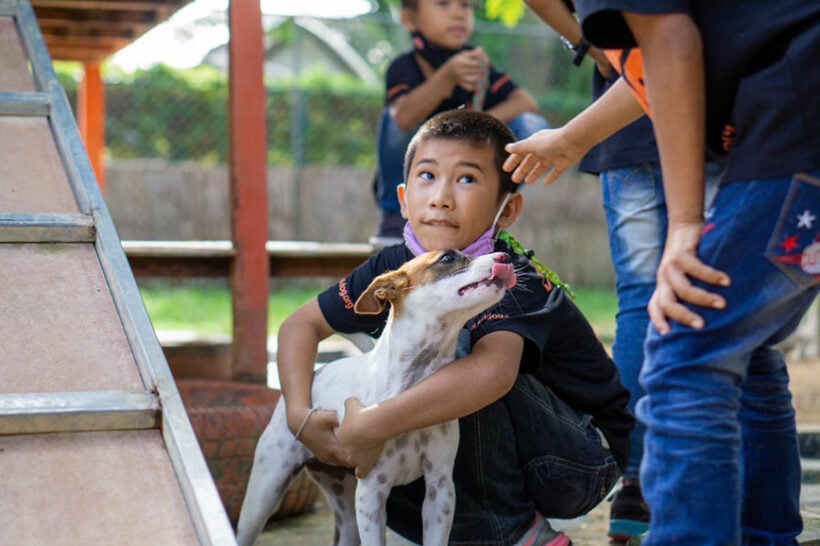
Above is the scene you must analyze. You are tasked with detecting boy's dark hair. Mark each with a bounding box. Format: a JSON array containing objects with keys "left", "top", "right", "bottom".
[
  {"left": 402, "top": 0, "right": 478, "bottom": 9},
  {"left": 403, "top": 110, "right": 518, "bottom": 200}
]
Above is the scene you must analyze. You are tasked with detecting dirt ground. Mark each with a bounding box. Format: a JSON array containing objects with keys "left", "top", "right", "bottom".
[
  {"left": 562, "top": 356, "right": 820, "bottom": 545},
  {"left": 790, "top": 358, "right": 820, "bottom": 424}
]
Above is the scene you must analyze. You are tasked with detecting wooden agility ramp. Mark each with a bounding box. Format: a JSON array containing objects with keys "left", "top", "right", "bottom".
[{"left": 0, "top": 1, "right": 236, "bottom": 543}]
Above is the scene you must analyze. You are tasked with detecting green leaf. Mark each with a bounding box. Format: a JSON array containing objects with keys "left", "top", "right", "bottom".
[{"left": 485, "top": 0, "right": 526, "bottom": 27}]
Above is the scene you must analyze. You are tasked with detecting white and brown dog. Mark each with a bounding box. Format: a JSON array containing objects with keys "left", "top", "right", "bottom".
[{"left": 236, "top": 249, "right": 516, "bottom": 546}]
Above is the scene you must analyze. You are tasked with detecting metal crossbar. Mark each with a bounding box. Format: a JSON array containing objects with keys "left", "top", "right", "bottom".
[
  {"left": 0, "top": 391, "right": 160, "bottom": 435},
  {"left": 0, "top": 213, "right": 95, "bottom": 242},
  {"left": 0, "top": 91, "right": 51, "bottom": 115}
]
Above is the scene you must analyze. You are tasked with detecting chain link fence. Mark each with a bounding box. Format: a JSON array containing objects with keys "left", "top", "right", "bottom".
[
  {"left": 59, "top": 12, "right": 593, "bottom": 167},
  {"left": 55, "top": 12, "right": 621, "bottom": 287}
]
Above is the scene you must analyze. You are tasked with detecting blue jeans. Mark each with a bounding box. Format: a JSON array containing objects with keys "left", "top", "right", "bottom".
[
  {"left": 601, "top": 162, "right": 721, "bottom": 480},
  {"left": 638, "top": 173, "right": 820, "bottom": 545},
  {"left": 375, "top": 110, "right": 550, "bottom": 213},
  {"left": 386, "top": 371, "right": 620, "bottom": 545}
]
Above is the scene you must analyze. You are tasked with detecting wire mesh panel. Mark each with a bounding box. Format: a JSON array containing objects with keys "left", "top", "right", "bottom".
[
  {"left": 64, "top": 12, "right": 590, "bottom": 168},
  {"left": 63, "top": 8, "right": 616, "bottom": 286},
  {"left": 0, "top": 244, "right": 143, "bottom": 394},
  {"left": 0, "top": 117, "right": 80, "bottom": 213},
  {"left": 0, "top": 16, "right": 34, "bottom": 92},
  {"left": 0, "top": 430, "right": 199, "bottom": 545}
]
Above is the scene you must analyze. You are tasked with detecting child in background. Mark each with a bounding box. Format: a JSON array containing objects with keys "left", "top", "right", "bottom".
[
  {"left": 371, "top": 0, "right": 549, "bottom": 246},
  {"left": 279, "top": 110, "right": 633, "bottom": 545}
]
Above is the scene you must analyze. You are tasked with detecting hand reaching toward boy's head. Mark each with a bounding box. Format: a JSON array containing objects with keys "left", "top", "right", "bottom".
[
  {"left": 503, "top": 78, "right": 645, "bottom": 185},
  {"left": 503, "top": 128, "right": 589, "bottom": 185}
]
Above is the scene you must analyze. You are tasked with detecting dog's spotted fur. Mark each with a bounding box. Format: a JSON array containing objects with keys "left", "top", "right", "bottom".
[{"left": 236, "top": 250, "right": 516, "bottom": 546}]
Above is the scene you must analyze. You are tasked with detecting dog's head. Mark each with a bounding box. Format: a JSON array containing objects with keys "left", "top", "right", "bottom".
[{"left": 354, "top": 250, "right": 516, "bottom": 320}]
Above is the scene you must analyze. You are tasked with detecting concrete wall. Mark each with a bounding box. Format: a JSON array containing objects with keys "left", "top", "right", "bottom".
[{"left": 106, "top": 160, "right": 616, "bottom": 288}]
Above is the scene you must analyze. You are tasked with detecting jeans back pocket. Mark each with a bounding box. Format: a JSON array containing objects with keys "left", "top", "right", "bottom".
[{"left": 765, "top": 173, "right": 820, "bottom": 288}]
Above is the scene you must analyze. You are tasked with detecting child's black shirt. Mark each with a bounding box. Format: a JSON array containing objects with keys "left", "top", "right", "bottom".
[{"left": 385, "top": 51, "right": 518, "bottom": 115}]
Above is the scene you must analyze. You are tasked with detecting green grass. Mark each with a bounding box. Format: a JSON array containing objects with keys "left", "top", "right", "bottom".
[
  {"left": 138, "top": 280, "right": 617, "bottom": 341},
  {"left": 138, "top": 279, "right": 324, "bottom": 336},
  {"left": 572, "top": 287, "right": 618, "bottom": 344}
]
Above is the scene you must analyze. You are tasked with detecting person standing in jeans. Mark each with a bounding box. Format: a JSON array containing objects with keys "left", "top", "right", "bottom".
[
  {"left": 574, "top": 1, "right": 820, "bottom": 543},
  {"left": 522, "top": 0, "right": 720, "bottom": 539}
]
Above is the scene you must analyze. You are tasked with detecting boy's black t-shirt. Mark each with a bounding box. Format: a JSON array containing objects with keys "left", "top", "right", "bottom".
[
  {"left": 576, "top": 0, "right": 820, "bottom": 183},
  {"left": 384, "top": 51, "right": 518, "bottom": 115},
  {"left": 317, "top": 239, "right": 634, "bottom": 470}
]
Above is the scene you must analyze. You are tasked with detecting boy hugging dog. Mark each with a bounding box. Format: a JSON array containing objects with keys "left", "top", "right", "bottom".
[{"left": 243, "top": 110, "right": 633, "bottom": 546}]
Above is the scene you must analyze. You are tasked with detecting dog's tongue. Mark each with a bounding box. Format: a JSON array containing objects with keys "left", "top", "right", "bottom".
[{"left": 489, "top": 263, "right": 516, "bottom": 289}]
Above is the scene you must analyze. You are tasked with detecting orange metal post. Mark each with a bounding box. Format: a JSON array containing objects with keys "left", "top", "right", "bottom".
[
  {"left": 228, "top": 0, "right": 270, "bottom": 383},
  {"left": 78, "top": 62, "right": 106, "bottom": 191}
]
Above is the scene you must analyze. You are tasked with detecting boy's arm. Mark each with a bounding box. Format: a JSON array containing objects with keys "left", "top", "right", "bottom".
[
  {"left": 485, "top": 87, "right": 538, "bottom": 124},
  {"left": 621, "top": 12, "right": 730, "bottom": 333},
  {"left": 277, "top": 298, "right": 351, "bottom": 467},
  {"left": 503, "top": 77, "right": 644, "bottom": 184},
  {"left": 336, "top": 330, "right": 522, "bottom": 477}
]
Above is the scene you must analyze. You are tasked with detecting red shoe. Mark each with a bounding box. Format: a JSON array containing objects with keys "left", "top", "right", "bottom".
[{"left": 516, "top": 512, "right": 572, "bottom": 546}]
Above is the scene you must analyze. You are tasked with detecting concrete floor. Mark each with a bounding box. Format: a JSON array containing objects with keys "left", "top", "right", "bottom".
[
  {"left": 255, "top": 483, "right": 820, "bottom": 545},
  {"left": 258, "top": 498, "right": 611, "bottom": 546}
]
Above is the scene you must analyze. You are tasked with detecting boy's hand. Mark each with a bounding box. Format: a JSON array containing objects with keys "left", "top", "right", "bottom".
[
  {"left": 444, "top": 47, "right": 489, "bottom": 92},
  {"left": 503, "top": 128, "right": 588, "bottom": 185},
  {"left": 648, "top": 222, "right": 731, "bottom": 334},
  {"left": 588, "top": 47, "right": 614, "bottom": 79},
  {"left": 335, "top": 398, "right": 386, "bottom": 479},
  {"left": 291, "top": 407, "right": 351, "bottom": 468}
]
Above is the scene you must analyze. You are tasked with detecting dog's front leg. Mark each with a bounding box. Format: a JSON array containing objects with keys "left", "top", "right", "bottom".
[
  {"left": 355, "top": 470, "right": 393, "bottom": 546},
  {"left": 421, "top": 424, "right": 459, "bottom": 545},
  {"left": 420, "top": 468, "right": 456, "bottom": 545}
]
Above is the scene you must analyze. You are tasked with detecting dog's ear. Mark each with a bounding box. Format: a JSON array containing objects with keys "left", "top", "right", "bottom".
[{"left": 354, "top": 271, "right": 408, "bottom": 315}]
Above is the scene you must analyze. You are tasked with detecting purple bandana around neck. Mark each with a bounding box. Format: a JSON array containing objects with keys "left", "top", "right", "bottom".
[{"left": 403, "top": 222, "right": 496, "bottom": 258}]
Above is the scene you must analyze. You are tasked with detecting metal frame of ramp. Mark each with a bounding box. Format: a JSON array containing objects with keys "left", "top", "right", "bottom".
[{"left": 0, "top": 1, "right": 236, "bottom": 543}]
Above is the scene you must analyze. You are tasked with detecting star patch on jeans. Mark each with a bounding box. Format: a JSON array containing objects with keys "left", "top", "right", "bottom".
[{"left": 765, "top": 173, "right": 820, "bottom": 287}]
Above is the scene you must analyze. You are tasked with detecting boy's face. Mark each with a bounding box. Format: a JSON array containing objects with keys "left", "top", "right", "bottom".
[
  {"left": 400, "top": 138, "right": 518, "bottom": 252},
  {"left": 403, "top": 0, "right": 474, "bottom": 50}
]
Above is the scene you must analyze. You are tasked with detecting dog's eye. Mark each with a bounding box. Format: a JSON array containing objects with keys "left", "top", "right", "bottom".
[{"left": 438, "top": 251, "right": 456, "bottom": 264}]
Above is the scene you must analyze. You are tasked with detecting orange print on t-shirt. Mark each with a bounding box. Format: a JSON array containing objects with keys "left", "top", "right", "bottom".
[{"left": 604, "top": 48, "right": 651, "bottom": 117}]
